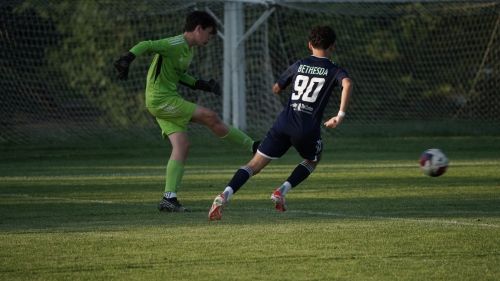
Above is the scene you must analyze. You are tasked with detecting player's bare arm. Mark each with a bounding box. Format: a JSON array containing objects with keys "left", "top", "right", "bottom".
[
  {"left": 272, "top": 83, "right": 281, "bottom": 94},
  {"left": 324, "top": 77, "right": 353, "bottom": 129}
]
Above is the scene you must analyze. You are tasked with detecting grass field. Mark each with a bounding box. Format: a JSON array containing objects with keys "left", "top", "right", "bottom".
[{"left": 1, "top": 136, "right": 499, "bottom": 280}]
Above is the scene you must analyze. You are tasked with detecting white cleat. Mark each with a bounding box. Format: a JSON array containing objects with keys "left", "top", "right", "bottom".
[{"left": 208, "top": 194, "right": 226, "bottom": 221}]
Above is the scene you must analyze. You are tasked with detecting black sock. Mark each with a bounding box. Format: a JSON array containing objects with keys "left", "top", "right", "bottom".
[
  {"left": 227, "top": 166, "right": 253, "bottom": 193},
  {"left": 287, "top": 161, "right": 314, "bottom": 187}
]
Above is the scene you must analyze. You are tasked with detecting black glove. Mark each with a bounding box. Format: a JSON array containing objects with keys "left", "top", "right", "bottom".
[
  {"left": 194, "top": 79, "right": 221, "bottom": 96},
  {"left": 114, "top": 52, "right": 136, "bottom": 81}
]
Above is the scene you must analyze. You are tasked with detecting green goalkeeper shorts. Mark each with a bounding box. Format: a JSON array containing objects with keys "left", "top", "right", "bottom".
[{"left": 147, "top": 96, "right": 196, "bottom": 138}]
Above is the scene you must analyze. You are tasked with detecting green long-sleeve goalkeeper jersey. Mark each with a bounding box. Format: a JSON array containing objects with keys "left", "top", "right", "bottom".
[{"left": 130, "top": 34, "right": 197, "bottom": 108}]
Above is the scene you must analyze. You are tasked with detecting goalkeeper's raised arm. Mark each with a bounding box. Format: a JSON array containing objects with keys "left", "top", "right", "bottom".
[
  {"left": 114, "top": 38, "right": 220, "bottom": 96},
  {"left": 113, "top": 52, "right": 135, "bottom": 81}
]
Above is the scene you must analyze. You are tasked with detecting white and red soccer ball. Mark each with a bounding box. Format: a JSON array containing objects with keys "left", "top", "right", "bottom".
[{"left": 419, "top": 148, "right": 448, "bottom": 177}]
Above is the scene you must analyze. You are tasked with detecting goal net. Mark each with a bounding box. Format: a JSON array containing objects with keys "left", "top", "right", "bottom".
[{"left": 1, "top": 0, "right": 499, "bottom": 144}]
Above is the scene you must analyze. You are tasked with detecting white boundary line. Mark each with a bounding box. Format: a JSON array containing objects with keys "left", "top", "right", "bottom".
[{"left": 1, "top": 193, "right": 498, "bottom": 228}]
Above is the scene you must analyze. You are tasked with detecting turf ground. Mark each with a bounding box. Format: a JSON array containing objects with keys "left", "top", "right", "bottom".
[{"left": 1, "top": 136, "right": 499, "bottom": 280}]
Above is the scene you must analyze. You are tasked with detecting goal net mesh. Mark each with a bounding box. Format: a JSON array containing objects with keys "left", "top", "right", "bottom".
[{"left": 1, "top": 0, "right": 499, "bottom": 144}]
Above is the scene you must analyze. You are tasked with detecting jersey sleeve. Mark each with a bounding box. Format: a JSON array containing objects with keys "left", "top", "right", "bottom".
[
  {"left": 335, "top": 68, "right": 350, "bottom": 86},
  {"left": 129, "top": 38, "right": 172, "bottom": 57},
  {"left": 179, "top": 73, "right": 196, "bottom": 86},
  {"left": 277, "top": 61, "right": 300, "bottom": 90}
]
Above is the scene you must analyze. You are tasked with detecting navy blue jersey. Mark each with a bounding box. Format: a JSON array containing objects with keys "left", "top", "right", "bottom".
[{"left": 272, "top": 55, "right": 349, "bottom": 141}]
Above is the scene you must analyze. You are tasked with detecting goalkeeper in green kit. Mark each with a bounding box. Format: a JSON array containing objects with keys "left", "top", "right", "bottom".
[{"left": 114, "top": 11, "right": 259, "bottom": 212}]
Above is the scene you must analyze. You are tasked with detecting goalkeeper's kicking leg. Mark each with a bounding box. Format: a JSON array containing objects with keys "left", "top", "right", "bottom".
[
  {"left": 190, "top": 105, "right": 260, "bottom": 154},
  {"left": 157, "top": 103, "right": 259, "bottom": 212}
]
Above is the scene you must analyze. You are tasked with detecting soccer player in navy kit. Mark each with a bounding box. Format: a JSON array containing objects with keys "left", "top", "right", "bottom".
[{"left": 209, "top": 25, "right": 353, "bottom": 220}]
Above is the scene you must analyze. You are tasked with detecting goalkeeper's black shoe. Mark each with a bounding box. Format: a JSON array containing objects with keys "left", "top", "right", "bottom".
[
  {"left": 252, "top": 140, "right": 261, "bottom": 154},
  {"left": 158, "top": 197, "right": 190, "bottom": 212}
]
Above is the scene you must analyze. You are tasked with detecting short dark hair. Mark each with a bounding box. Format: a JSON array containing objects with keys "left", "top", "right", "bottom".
[
  {"left": 184, "top": 11, "right": 218, "bottom": 35},
  {"left": 308, "top": 25, "right": 336, "bottom": 50}
]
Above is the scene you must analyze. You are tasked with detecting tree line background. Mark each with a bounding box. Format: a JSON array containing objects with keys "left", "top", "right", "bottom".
[{"left": 1, "top": 0, "right": 499, "bottom": 144}]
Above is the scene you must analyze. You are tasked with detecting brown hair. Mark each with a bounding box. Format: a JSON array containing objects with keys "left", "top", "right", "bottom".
[{"left": 308, "top": 25, "right": 336, "bottom": 50}]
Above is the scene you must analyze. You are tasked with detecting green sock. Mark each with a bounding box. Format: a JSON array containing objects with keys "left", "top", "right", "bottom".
[
  {"left": 220, "top": 125, "right": 253, "bottom": 150},
  {"left": 165, "top": 159, "right": 184, "bottom": 193}
]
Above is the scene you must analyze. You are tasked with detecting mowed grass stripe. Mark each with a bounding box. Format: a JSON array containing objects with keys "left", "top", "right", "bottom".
[
  {"left": 2, "top": 193, "right": 498, "bottom": 228},
  {"left": 1, "top": 160, "right": 498, "bottom": 179}
]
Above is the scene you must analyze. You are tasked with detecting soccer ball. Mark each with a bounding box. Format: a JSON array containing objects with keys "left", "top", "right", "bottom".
[{"left": 419, "top": 148, "right": 448, "bottom": 177}]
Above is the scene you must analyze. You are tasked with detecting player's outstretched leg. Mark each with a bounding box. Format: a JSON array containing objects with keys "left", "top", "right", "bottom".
[
  {"left": 220, "top": 125, "right": 261, "bottom": 154},
  {"left": 191, "top": 106, "right": 259, "bottom": 153},
  {"left": 270, "top": 190, "right": 287, "bottom": 212},
  {"left": 208, "top": 194, "right": 227, "bottom": 220}
]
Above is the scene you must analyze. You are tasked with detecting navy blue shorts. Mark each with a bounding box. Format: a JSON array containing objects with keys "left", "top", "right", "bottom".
[{"left": 257, "top": 127, "right": 323, "bottom": 161}]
